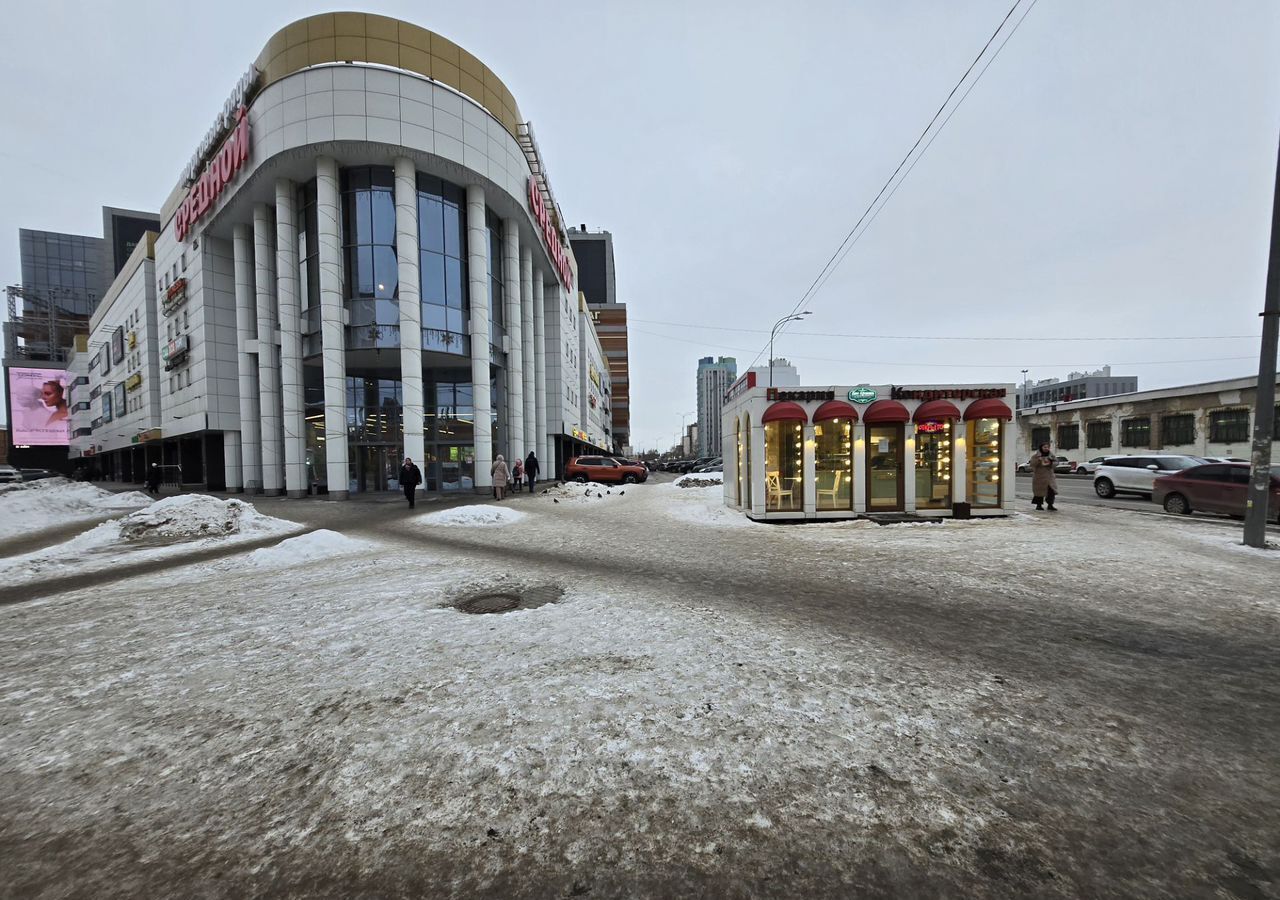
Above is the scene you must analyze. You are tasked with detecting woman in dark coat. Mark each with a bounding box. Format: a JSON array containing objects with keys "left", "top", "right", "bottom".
[
  {"left": 400, "top": 457, "right": 422, "bottom": 508},
  {"left": 1029, "top": 442, "right": 1058, "bottom": 511},
  {"left": 524, "top": 451, "right": 540, "bottom": 493}
]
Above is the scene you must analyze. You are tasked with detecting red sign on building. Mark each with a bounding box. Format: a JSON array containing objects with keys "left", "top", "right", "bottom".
[
  {"left": 175, "top": 108, "right": 251, "bottom": 242},
  {"left": 528, "top": 177, "right": 574, "bottom": 291}
]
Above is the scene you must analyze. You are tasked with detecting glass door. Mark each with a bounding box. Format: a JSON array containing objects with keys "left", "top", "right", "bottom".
[
  {"left": 915, "top": 421, "right": 953, "bottom": 509},
  {"left": 866, "top": 425, "right": 904, "bottom": 511},
  {"left": 967, "top": 418, "right": 1002, "bottom": 508}
]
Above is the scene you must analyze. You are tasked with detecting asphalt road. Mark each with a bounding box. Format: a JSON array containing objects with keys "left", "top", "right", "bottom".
[{"left": 1014, "top": 472, "right": 1280, "bottom": 535}]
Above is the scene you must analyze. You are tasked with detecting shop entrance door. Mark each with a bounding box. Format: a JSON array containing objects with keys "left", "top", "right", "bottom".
[
  {"left": 866, "top": 425, "right": 904, "bottom": 511},
  {"left": 354, "top": 445, "right": 401, "bottom": 492}
]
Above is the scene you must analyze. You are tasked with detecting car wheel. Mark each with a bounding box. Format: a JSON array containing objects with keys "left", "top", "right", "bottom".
[
  {"left": 1094, "top": 478, "right": 1115, "bottom": 498},
  {"left": 1163, "top": 493, "right": 1190, "bottom": 515},
  {"left": 574, "top": 474, "right": 587, "bottom": 483},
  {"left": 623, "top": 474, "right": 637, "bottom": 484}
]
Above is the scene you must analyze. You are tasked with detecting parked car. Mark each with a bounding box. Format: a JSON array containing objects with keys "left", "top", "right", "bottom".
[
  {"left": 1093, "top": 455, "right": 1207, "bottom": 499},
  {"left": 1202, "top": 456, "right": 1248, "bottom": 464},
  {"left": 0, "top": 465, "right": 23, "bottom": 484},
  {"left": 1074, "top": 456, "right": 1115, "bottom": 475},
  {"left": 565, "top": 456, "right": 648, "bottom": 484},
  {"left": 611, "top": 458, "right": 650, "bottom": 481},
  {"left": 1154, "top": 462, "right": 1280, "bottom": 522},
  {"left": 1052, "top": 456, "right": 1077, "bottom": 474},
  {"left": 18, "top": 468, "right": 59, "bottom": 482},
  {"left": 692, "top": 457, "right": 722, "bottom": 473}
]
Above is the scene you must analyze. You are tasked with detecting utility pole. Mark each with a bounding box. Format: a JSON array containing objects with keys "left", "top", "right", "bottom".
[{"left": 1243, "top": 133, "right": 1280, "bottom": 548}]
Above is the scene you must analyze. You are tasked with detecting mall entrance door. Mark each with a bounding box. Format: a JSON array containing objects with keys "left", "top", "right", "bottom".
[
  {"left": 354, "top": 445, "right": 402, "bottom": 493},
  {"left": 866, "top": 425, "right": 905, "bottom": 511}
]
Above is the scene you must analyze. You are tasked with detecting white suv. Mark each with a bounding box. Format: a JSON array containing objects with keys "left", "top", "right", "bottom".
[{"left": 1093, "top": 455, "right": 1206, "bottom": 499}]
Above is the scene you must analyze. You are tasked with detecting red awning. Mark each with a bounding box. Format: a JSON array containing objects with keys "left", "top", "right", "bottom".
[
  {"left": 913, "top": 399, "right": 961, "bottom": 422},
  {"left": 963, "top": 397, "right": 1014, "bottom": 420},
  {"left": 812, "top": 399, "right": 859, "bottom": 423},
  {"left": 862, "top": 399, "right": 911, "bottom": 424},
  {"left": 761, "top": 401, "right": 809, "bottom": 424}
]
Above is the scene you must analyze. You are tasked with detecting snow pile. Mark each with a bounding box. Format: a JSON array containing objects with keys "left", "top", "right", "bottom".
[
  {"left": 540, "top": 481, "right": 631, "bottom": 503},
  {"left": 248, "top": 529, "right": 369, "bottom": 567},
  {"left": 108, "top": 495, "right": 291, "bottom": 543},
  {"left": 663, "top": 480, "right": 757, "bottom": 528},
  {"left": 676, "top": 471, "right": 723, "bottom": 488},
  {"left": 0, "top": 479, "right": 151, "bottom": 539},
  {"left": 418, "top": 504, "right": 527, "bottom": 527}
]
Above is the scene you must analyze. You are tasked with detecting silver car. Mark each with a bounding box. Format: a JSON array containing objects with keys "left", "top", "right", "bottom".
[{"left": 1093, "top": 455, "right": 1207, "bottom": 499}]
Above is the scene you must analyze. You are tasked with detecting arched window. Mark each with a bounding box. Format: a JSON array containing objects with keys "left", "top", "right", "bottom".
[
  {"left": 813, "top": 400, "right": 857, "bottom": 511},
  {"left": 763, "top": 403, "right": 806, "bottom": 512}
]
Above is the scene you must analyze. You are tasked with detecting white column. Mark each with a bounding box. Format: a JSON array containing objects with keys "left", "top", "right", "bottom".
[
  {"left": 903, "top": 423, "right": 918, "bottom": 513},
  {"left": 520, "top": 245, "right": 536, "bottom": 461},
  {"left": 1001, "top": 417, "right": 1015, "bottom": 512},
  {"left": 466, "top": 184, "right": 493, "bottom": 491},
  {"left": 317, "top": 156, "right": 349, "bottom": 500},
  {"left": 254, "top": 203, "right": 283, "bottom": 496},
  {"left": 533, "top": 275, "right": 548, "bottom": 471},
  {"left": 852, "top": 422, "right": 868, "bottom": 513},
  {"left": 394, "top": 157, "right": 425, "bottom": 491},
  {"left": 802, "top": 423, "right": 817, "bottom": 515},
  {"left": 232, "top": 223, "right": 261, "bottom": 493},
  {"left": 503, "top": 219, "right": 524, "bottom": 461},
  {"left": 749, "top": 422, "right": 767, "bottom": 517},
  {"left": 953, "top": 421, "right": 969, "bottom": 507},
  {"left": 223, "top": 430, "right": 243, "bottom": 492},
  {"left": 275, "top": 179, "right": 307, "bottom": 498}
]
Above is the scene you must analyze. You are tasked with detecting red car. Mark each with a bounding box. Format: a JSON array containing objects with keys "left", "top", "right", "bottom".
[
  {"left": 564, "top": 456, "right": 648, "bottom": 485},
  {"left": 1153, "top": 463, "right": 1280, "bottom": 521}
]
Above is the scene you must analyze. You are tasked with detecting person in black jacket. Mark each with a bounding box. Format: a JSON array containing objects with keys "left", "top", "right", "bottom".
[
  {"left": 524, "top": 451, "right": 539, "bottom": 494},
  {"left": 399, "top": 457, "right": 422, "bottom": 508},
  {"left": 146, "top": 463, "right": 163, "bottom": 496}
]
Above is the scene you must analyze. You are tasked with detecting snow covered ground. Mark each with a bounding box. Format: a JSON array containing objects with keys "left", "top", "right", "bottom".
[
  {"left": 0, "top": 478, "right": 150, "bottom": 541},
  {"left": 1, "top": 481, "right": 1276, "bottom": 897}
]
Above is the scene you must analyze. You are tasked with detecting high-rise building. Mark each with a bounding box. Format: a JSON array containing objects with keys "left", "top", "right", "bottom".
[
  {"left": 747, "top": 357, "right": 800, "bottom": 387},
  {"left": 696, "top": 355, "right": 736, "bottom": 458},
  {"left": 568, "top": 227, "right": 630, "bottom": 453},
  {"left": 1016, "top": 365, "right": 1137, "bottom": 409}
]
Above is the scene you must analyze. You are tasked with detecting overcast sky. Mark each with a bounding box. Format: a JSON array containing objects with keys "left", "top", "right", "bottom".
[{"left": 2, "top": 1, "right": 1278, "bottom": 449}]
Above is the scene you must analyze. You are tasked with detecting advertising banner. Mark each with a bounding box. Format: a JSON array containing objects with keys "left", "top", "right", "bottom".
[{"left": 7, "top": 367, "right": 71, "bottom": 446}]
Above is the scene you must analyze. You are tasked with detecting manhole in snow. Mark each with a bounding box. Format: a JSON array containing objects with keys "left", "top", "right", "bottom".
[{"left": 452, "top": 584, "right": 563, "bottom": 615}]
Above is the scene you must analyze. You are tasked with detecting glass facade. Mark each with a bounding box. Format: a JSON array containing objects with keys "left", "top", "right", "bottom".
[
  {"left": 867, "top": 425, "right": 903, "bottom": 510},
  {"left": 814, "top": 418, "right": 853, "bottom": 510},
  {"left": 915, "top": 421, "right": 953, "bottom": 509},
  {"left": 417, "top": 174, "right": 469, "bottom": 354},
  {"left": 967, "top": 418, "right": 1002, "bottom": 508},
  {"left": 764, "top": 420, "right": 803, "bottom": 511},
  {"left": 487, "top": 210, "right": 506, "bottom": 353}
]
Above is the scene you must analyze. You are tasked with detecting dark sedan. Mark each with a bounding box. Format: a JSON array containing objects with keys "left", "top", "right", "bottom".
[{"left": 1153, "top": 463, "right": 1280, "bottom": 522}]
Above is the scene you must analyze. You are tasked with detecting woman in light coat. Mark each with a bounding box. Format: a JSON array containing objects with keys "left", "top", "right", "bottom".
[
  {"left": 491, "top": 454, "right": 511, "bottom": 500},
  {"left": 1029, "top": 442, "right": 1059, "bottom": 511}
]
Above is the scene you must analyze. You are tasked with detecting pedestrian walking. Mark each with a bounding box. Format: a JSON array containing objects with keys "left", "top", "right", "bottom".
[
  {"left": 145, "top": 463, "right": 162, "bottom": 496},
  {"left": 511, "top": 457, "right": 524, "bottom": 492},
  {"left": 1029, "top": 442, "right": 1058, "bottom": 511},
  {"left": 399, "top": 457, "right": 422, "bottom": 508},
  {"left": 525, "top": 451, "right": 539, "bottom": 494},
  {"left": 491, "top": 454, "right": 511, "bottom": 500}
]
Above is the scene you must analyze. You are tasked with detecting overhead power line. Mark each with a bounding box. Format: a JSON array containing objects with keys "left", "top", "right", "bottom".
[
  {"left": 746, "top": 0, "right": 1039, "bottom": 372},
  {"left": 630, "top": 317, "right": 1254, "bottom": 342}
]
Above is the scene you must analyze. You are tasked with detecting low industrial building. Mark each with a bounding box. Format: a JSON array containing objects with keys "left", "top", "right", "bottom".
[{"left": 1016, "top": 374, "right": 1280, "bottom": 464}]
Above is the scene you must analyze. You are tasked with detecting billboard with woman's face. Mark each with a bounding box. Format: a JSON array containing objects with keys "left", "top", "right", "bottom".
[{"left": 6, "top": 367, "right": 71, "bottom": 445}]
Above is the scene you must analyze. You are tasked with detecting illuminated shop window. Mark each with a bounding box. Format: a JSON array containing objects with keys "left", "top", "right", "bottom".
[
  {"left": 764, "top": 420, "right": 803, "bottom": 511},
  {"left": 967, "top": 417, "right": 1002, "bottom": 508},
  {"left": 915, "top": 420, "right": 952, "bottom": 509},
  {"left": 815, "top": 419, "right": 853, "bottom": 510}
]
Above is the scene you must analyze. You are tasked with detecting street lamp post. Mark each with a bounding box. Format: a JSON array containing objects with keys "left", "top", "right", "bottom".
[{"left": 769, "top": 311, "right": 812, "bottom": 387}]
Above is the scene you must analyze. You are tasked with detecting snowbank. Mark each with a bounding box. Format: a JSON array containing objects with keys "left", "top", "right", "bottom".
[
  {"left": 675, "top": 471, "right": 723, "bottom": 487},
  {"left": 247, "top": 529, "right": 369, "bottom": 567},
  {"left": 0, "top": 479, "right": 151, "bottom": 540},
  {"left": 662, "top": 480, "right": 757, "bottom": 528},
  {"left": 418, "top": 504, "right": 527, "bottom": 527},
  {"left": 541, "top": 481, "right": 631, "bottom": 503},
  {"left": 0, "top": 495, "right": 300, "bottom": 586}
]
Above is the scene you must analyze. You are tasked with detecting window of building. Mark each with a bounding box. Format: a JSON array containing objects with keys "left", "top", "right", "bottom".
[
  {"left": 815, "top": 418, "right": 854, "bottom": 510},
  {"left": 1121, "top": 416, "right": 1150, "bottom": 447},
  {"left": 1030, "top": 426, "right": 1051, "bottom": 449},
  {"left": 915, "top": 420, "right": 953, "bottom": 510},
  {"left": 1057, "top": 423, "right": 1079, "bottom": 450},
  {"left": 417, "top": 173, "right": 468, "bottom": 353},
  {"left": 486, "top": 210, "right": 505, "bottom": 350},
  {"left": 1086, "top": 420, "right": 1112, "bottom": 449},
  {"left": 967, "top": 418, "right": 1002, "bottom": 508},
  {"left": 341, "top": 167, "right": 399, "bottom": 348},
  {"left": 1161, "top": 413, "right": 1195, "bottom": 446},
  {"left": 764, "top": 420, "right": 803, "bottom": 512},
  {"left": 1209, "top": 408, "right": 1249, "bottom": 443}
]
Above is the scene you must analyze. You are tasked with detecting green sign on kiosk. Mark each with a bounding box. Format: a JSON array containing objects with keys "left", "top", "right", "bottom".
[{"left": 848, "top": 386, "right": 877, "bottom": 404}]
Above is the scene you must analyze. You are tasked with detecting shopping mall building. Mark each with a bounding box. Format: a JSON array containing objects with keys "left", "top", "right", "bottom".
[
  {"left": 721, "top": 375, "right": 1016, "bottom": 520},
  {"left": 67, "top": 12, "right": 615, "bottom": 496}
]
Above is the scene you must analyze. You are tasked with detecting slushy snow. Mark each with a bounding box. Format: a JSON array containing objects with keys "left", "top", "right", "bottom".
[{"left": 0, "top": 479, "right": 151, "bottom": 540}]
